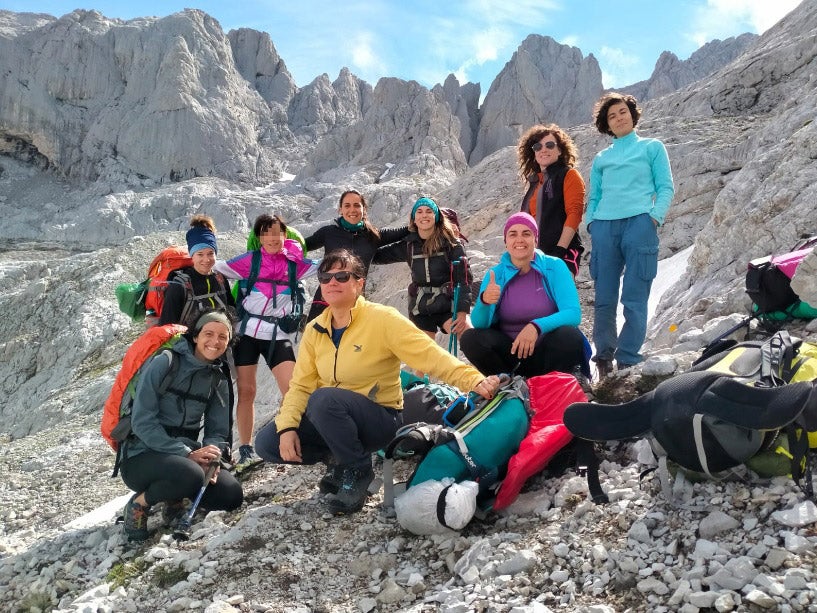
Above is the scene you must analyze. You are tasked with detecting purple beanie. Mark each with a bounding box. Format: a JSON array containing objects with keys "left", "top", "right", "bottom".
[{"left": 504, "top": 212, "right": 539, "bottom": 240}]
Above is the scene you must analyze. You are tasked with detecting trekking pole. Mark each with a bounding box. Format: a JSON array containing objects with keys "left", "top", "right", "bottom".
[
  {"left": 448, "top": 259, "right": 462, "bottom": 356},
  {"left": 173, "top": 460, "right": 219, "bottom": 541}
]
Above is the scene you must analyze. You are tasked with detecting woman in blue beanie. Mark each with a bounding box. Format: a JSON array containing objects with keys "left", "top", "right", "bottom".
[{"left": 159, "top": 215, "right": 235, "bottom": 327}]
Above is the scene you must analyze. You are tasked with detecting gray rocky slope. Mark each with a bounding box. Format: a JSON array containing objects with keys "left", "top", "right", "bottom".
[{"left": 1, "top": 1, "right": 817, "bottom": 611}]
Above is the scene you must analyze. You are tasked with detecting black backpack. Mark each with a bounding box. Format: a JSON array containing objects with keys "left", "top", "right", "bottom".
[
  {"left": 565, "top": 332, "right": 817, "bottom": 502},
  {"left": 745, "top": 234, "right": 817, "bottom": 316}
]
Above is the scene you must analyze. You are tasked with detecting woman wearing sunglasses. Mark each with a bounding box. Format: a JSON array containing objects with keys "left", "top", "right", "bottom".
[
  {"left": 254, "top": 249, "right": 500, "bottom": 515},
  {"left": 517, "top": 124, "right": 586, "bottom": 276}
]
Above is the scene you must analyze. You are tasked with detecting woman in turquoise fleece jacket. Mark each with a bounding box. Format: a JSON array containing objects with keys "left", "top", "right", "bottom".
[{"left": 586, "top": 92, "right": 674, "bottom": 376}]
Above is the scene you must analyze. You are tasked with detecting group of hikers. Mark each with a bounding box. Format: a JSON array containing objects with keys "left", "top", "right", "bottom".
[{"left": 117, "top": 91, "right": 675, "bottom": 541}]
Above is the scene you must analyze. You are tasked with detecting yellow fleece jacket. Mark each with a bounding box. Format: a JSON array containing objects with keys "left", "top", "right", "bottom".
[{"left": 275, "top": 297, "right": 485, "bottom": 431}]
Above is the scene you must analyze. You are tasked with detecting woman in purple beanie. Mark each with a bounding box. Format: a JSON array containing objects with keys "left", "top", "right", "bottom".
[{"left": 459, "top": 212, "right": 587, "bottom": 378}]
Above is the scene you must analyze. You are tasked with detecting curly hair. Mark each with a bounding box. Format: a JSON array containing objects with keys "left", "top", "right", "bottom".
[
  {"left": 516, "top": 124, "right": 579, "bottom": 180},
  {"left": 593, "top": 92, "right": 641, "bottom": 136}
]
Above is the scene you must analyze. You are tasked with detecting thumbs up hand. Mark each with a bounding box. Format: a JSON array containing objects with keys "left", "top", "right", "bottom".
[{"left": 481, "top": 270, "right": 501, "bottom": 305}]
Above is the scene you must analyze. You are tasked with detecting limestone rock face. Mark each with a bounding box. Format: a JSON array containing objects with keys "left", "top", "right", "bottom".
[
  {"left": 432, "top": 74, "right": 481, "bottom": 161},
  {"left": 228, "top": 27, "right": 297, "bottom": 109},
  {"left": 469, "top": 35, "right": 603, "bottom": 165},
  {"left": 297, "top": 77, "right": 467, "bottom": 184},
  {"left": 645, "top": 0, "right": 817, "bottom": 348},
  {"left": 623, "top": 34, "right": 758, "bottom": 102},
  {"left": 288, "top": 68, "right": 372, "bottom": 139},
  {"left": 0, "top": 9, "right": 276, "bottom": 184}
]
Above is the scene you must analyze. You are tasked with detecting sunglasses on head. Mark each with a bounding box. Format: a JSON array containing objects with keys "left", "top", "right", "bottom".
[
  {"left": 317, "top": 270, "right": 359, "bottom": 284},
  {"left": 531, "top": 141, "right": 557, "bottom": 151}
]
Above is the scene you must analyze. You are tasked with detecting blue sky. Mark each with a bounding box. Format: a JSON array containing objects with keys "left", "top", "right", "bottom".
[{"left": 3, "top": 1, "right": 801, "bottom": 90}]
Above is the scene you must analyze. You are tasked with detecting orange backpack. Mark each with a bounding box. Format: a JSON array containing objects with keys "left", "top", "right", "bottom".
[
  {"left": 101, "top": 324, "right": 187, "bottom": 473},
  {"left": 144, "top": 247, "right": 193, "bottom": 319}
]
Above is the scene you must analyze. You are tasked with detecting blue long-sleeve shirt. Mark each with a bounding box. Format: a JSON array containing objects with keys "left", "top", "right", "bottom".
[{"left": 586, "top": 131, "right": 674, "bottom": 226}]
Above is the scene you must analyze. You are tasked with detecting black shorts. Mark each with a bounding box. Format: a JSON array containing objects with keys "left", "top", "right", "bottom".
[
  {"left": 410, "top": 311, "right": 452, "bottom": 333},
  {"left": 234, "top": 335, "right": 296, "bottom": 368}
]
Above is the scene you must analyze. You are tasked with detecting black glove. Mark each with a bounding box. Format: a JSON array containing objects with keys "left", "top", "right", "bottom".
[{"left": 551, "top": 245, "right": 568, "bottom": 260}]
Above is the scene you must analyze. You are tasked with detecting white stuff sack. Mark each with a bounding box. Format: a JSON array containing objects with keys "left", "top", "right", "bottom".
[{"left": 394, "top": 478, "right": 478, "bottom": 535}]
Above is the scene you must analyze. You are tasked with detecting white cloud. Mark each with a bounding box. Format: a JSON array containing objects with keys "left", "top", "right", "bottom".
[
  {"left": 688, "top": 0, "right": 801, "bottom": 47},
  {"left": 560, "top": 35, "right": 580, "bottom": 49},
  {"left": 349, "top": 31, "right": 388, "bottom": 79},
  {"left": 598, "top": 46, "right": 640, "bottom": 88}
]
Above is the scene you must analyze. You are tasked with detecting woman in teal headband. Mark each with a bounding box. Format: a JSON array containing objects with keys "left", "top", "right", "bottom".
[{"left": 374, "top": 197, "right": 473, "bottom": 343}]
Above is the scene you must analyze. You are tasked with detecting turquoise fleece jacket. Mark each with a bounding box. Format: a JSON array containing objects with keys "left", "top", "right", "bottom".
[
  {"left": 470, "top": 250, "right": 581, "bottom": 334},
  {"left": 586, "top": 131, "right": 674, "bottom": 225}
]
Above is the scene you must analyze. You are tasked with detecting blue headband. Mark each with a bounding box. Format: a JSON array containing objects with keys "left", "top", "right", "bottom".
[
  {"left": 411, "top": 197, "right": 440, "bottom": 222},
  {"left": 186, "top": 226, "right": 217, "bottom": 256}
]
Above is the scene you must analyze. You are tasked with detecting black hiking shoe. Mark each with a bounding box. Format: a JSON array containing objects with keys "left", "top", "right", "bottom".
[
  {"left": 161, "top": 500, "right": 187, "bottom": 529},
  {"left": 326, "top": 464, "right": 375, "bottom": 515},
  {"left": 571, "top": 366, "right": 595, "bottom": 401},
  {"left": 234, "top": 444, "right": 263, "bottom": 476},
  {"left": 594, "top": 358, "right": 614, "bottom": 380},
  {"left": 318, "top": 464, "right": 343, "bottom": 495},
  {"left": 123, "top": 496, "right": 150, "bottom": 542}
]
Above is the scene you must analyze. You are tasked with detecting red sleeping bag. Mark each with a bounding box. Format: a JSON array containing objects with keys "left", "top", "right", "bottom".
[{"left": 493, "top": 372, "right": 587, "bottom": 510}]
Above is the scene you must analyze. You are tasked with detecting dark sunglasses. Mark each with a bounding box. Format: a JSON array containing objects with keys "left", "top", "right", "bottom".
[
  {"left": 317, "top": 270, "right": 359, "bottom": 284},
  {"left": 531, "top": 141, "right": 558, "bottom": 151}
]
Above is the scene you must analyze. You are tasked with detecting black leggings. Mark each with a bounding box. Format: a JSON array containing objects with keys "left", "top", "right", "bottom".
[
  {"left": 121, "top": 451, "right": 243, "bottom": 511},
  {"left": 460, "top": 325, "right": 586, "bottom": 378}
]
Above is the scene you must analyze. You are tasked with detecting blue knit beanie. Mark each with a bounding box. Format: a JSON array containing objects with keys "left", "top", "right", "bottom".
[
  {"left": 186, "top": 225, "right": 218, "bottom": 256},
  {"left": 411, "top": 197, "right": 441, "bottom": 222}
]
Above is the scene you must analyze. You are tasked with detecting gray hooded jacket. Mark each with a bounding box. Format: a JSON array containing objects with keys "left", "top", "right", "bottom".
[{"left": 124, "top": 338, "right": 229, "bottom": 460}]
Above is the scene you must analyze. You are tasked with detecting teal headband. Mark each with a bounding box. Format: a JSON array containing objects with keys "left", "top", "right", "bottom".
[{"left": 411, "top": 197, "right": 440, "bottom": 222}]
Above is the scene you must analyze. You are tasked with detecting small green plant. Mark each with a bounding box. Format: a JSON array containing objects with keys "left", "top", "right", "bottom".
[
  {"left": 17, "top": 590, "right": 54, "bottom": 612},
  {"left": 152, "top": 564, "right": 190, "bottom": 588},
  {"left": 106, "top": 558, "right": 149, "bottom": 589}
]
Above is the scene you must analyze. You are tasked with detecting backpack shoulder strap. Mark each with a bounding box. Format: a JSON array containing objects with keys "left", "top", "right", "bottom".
[
  {"left": 157, "top": 349, "right": 181, "bottom": 396},
  {"left": 244, "top": 250, "right": 263, "bottom": 296}
]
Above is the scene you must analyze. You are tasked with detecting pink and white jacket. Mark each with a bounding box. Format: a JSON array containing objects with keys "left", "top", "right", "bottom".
[{"left": 214, "top": 239, "right": 317, "bottom": 341}]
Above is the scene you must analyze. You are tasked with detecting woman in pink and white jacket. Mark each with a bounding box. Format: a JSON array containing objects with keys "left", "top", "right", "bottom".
[{"left": 214, "top": 214, "right": 317, "bottom": 473}]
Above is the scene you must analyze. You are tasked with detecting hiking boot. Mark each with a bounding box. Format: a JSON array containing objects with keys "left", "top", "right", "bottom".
[
  {"left": 234, "top": 444, "right": 263, "bottom": 475},
  {"left": 571, "top": 366, "right": 595, "bottom": 401},
  {"left": 616, "top": 361, "right": 637, "bottom": 371},
  {"left": 326, "top": 463, "right": 375, "bottom": 515},
  {"left": 594, "top": 358, "right": 614, "bottom": 380},
  {"left": 318, "top": 464, "right": 343, "bottom": 495},
  {"left": 123, "top": 496, "right": 150, "bottom": 542},
  {"left": 161, "top": 500, "right": 187, "bottom": 529}
]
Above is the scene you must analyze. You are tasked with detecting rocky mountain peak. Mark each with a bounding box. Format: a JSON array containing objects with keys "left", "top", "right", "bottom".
[
  {"left": 623, "top": 33, "right": 758, "bottom": 102},
  {"left": 468, "top": 34, "right": 604, "bottom": 165}
]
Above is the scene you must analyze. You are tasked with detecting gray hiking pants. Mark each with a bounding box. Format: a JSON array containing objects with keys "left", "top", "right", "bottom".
[{"left": 255, "top": 387, "right": 401, "bottom": 468}]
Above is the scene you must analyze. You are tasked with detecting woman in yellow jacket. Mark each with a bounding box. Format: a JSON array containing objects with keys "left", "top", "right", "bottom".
[{"left": 255, "top": 249, "right": 500, "bottom": 514}]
